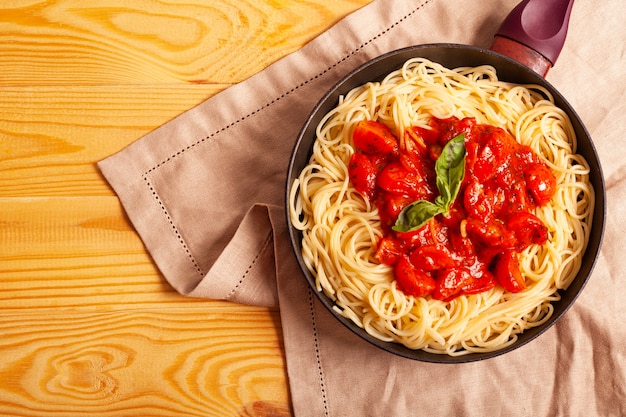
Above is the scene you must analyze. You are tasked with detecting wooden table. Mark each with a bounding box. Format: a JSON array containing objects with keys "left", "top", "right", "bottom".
[{"left": 0, "top": 1, "right": 369, "bottom": 415}]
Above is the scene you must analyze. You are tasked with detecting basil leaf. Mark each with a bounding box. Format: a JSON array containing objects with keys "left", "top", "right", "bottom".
[
  {"left": 391, "top": 133, "right": 467, "bottom": 233},
  {"left": 392, "top": 200, "right": 444, "bottom": 232},
  {"left": 435, "top": 133, "right": 466, "bottom": 213}
]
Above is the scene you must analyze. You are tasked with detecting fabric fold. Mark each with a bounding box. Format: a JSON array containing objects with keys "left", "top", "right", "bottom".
[{"left": 188, "top": 203, "right": 279, "bottom": 307}]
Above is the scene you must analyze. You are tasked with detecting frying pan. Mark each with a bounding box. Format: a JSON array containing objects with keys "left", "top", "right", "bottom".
[{"left": 286, "top": 0, "right": 605, "bottom": 363}]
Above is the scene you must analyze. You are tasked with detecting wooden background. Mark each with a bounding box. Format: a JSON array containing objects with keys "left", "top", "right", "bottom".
[{"left": 0, "top": 1, "right": 370, "bottom": 416}]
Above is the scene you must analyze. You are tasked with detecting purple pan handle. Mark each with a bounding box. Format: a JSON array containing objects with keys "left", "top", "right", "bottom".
[{"left": 491, "top": 0, "right": 575, "bottom": 77}]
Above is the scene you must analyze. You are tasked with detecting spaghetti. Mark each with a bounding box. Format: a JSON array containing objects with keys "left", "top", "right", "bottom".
[{"left": 289, "top": 57, "right": 593, "bottom": 355}]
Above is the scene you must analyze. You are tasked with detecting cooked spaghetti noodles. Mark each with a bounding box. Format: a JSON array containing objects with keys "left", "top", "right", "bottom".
[{"left": 289, "top": 57, "right": 593, "bottom": 355}]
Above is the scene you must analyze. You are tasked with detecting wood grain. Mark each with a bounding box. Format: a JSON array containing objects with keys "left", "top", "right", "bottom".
[
  {"left": 0, "top": 308, "right": 289, "bottom": 417},
  {"left": 0, "top": 0, "right": 371, "bottom": 415},
  {"left": 0, "top": 196, "right": 194, "bottom": 311},
  {"left": 0, "top": 85, "right": 222, "bottom": 197},
  {"left": 0, "top": 0, "right": 368, "bottom": 86}
]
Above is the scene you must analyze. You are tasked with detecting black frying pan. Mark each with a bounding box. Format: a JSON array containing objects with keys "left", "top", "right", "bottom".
[{"left": 285, "top": 0, "right": 605, "bottom": 363}]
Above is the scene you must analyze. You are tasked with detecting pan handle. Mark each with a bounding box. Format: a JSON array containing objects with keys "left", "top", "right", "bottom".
[{"left": 491, "top": 0, "right": 575, "bottom": 77}]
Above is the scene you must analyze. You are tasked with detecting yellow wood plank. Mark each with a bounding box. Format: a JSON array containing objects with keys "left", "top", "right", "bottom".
[
  {"left": 0, "top": 85, "right": 223, "bottom": 197},
  {"left": 0, "top": 0, "right": 370, "bottom": 86},
  {"left": 0, "top": 195, "right": 266, "bottom": 312},
  {"left": 0, "top": 308, "right": 290, "bottom": 417}
]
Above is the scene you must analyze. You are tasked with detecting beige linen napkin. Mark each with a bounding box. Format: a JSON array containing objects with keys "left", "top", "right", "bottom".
[{"left": 99, "top": 0, "right": 626, "bottom": 415}]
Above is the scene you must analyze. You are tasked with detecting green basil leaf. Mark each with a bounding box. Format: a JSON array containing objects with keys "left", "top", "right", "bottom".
[
  {"left": 435, "top": 133, "right": 466, "bottom": 212},
  {"left": 392, "top": 200, "right": 444, "bottom": 232},
  {"left": 391, "top": 133, "right": 467, "bottom": 233}
]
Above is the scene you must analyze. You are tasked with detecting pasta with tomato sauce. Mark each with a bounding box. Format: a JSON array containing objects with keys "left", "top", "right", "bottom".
[{"left": 289, "top": 57, "right": 593, "bottom": 355}]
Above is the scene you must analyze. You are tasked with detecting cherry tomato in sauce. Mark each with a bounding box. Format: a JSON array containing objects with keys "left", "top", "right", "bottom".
[
  {"left": 462, "top": 268, "right": 496, "bottom": 295},
  {"left": 348, "top": 153, "right": 376, "bottom": 199},
  {"left": 376, "top": 162, "right": 424, "bottom": 197},
  {"left": 434, "top": 268, "right": 476, "bottom": 301},
  {"left": 465, "top": 217, "right": 516, "bottom": 249},
  {"left": 525, "top": 163, "right": 557, "bottom": 206},
  {"left": 494, "top": 250, "right": 526, "bottom": 293},
  {"left": 374, "top": 237, "right": 402, "bottom": 266},
  {"left": 348, "top": 116, "right": 556, "bottom": 300},
  {"left": 380, "top": 194, "right": 414, "bottom": 228},
  {"left": 428, "top": 116, "right": 476, "bottom": 145},
  {"left": 447, "top": 230, "right": 476, "bottom": 260},
  {"left": 394, "top": 256, "right": 436, "bottom": 297},
  {"left": 409, "top": 244, "right": 456, "bottom": 271},
  {"left": 352, "top": 120, "right": 399, "bottom": 156},
  {"left": 506, "top": 211, "right": 549, "bottom": 248},
  {"left": 463, "top": 178, "right": 504, "bottom": 221}
]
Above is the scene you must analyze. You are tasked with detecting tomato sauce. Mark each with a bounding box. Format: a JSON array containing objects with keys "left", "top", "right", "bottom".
[{"left": 348, "top": 116, "right": 556, "bottom": 300}]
